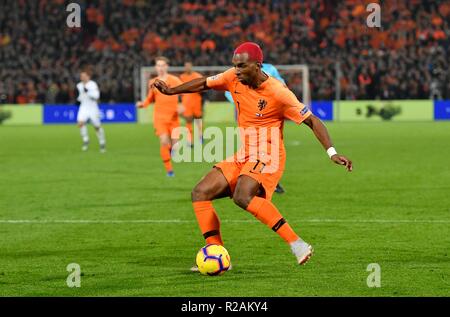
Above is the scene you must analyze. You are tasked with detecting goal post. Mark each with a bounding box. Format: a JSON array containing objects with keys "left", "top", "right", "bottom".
[{"left": 138, "top": 65, "right": 310, "bottom": 106}]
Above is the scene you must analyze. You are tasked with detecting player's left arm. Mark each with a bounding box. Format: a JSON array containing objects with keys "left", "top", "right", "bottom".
[
  {"left": 85, "top": 82, "right": 100, "bottom": 101},
  {"left": 280, "top": 90, "right": 352, "bottom": 171},
  {"left": 303, "top": 114, "right": 352, "bottom": 171}
]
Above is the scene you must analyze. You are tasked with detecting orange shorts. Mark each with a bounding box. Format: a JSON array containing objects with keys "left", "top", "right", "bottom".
[
  {"left": 214, "top": 157, "right": 285, "bottom": 201},
  {"left": 183, "top": 101, "right": 203, "bottom": 118},
  {"left": 154, "top": 118, "right": 180, "bottom": 139}
]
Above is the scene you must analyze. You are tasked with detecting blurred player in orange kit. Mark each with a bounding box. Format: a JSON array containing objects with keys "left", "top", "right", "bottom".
[
  {"left": 180, "top": 62, "right": 203, "bottom": 144},
  {"left": 152, "top": 42, "right": 352, "bottom": 268},
  {"left": 137, "top": 56, "right": 183, "bottom": 177}
]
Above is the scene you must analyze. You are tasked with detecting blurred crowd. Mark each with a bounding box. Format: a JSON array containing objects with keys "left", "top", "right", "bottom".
[{"left": 0, "top": 0, "right": 448, "bottom": 104}]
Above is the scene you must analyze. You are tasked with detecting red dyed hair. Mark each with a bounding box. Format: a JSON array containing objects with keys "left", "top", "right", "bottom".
[{"left": 234, "top": 42, "right": 263, "bottom": 63}]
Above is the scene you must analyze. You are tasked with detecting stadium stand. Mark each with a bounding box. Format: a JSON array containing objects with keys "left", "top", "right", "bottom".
[{"left": 0, "top": 0, "right": 448, "bottom": 104}]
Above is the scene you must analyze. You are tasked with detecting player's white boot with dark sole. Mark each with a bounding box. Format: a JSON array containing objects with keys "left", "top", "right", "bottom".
[
  {"left": 190, "top": 265, "right": 200, "bottom": 272},
  {"left": 290, "top": 239, "right": 313, "bottom": 265}
]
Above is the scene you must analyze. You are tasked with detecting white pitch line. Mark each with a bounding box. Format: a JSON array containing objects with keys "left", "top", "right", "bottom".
[
  {"left": 0, "top": 219, "right": 252, "bottom": 224},
  {"left": 0, "top": 219, "right": 449, "bottom": 224},
  {"left": 302, "top": 219, "right": 450, "bottom": 224}
]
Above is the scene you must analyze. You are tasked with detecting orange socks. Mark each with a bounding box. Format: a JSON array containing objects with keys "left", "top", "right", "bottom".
[
  {"left": 160, "top": 144, "right": 173, "bottom": 172},
  {"left": 193, "top": 201, "right": 223, "bottom": 245},
  {"left": 192, "top": 198, "right": 297, "bottom": 246},
  {"left": 246, "top": 196, "right": 299, "bottom": 244}
]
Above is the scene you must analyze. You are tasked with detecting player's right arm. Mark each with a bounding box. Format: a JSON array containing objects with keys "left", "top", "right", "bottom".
[
  {"left": 153, "top": 77, "right": 208, "bottom": 95},
  {"left": 153, "top": 68, "right": 235, "bottom": 95}
]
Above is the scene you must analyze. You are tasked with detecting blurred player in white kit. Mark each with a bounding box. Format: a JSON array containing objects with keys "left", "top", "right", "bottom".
[{"left": 76, "top": 70, "right": 106, "bottom": 153}]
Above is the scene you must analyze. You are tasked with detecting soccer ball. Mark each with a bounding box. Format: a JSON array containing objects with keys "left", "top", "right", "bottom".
[{"left": 195, "top": 244, "right": 231, "bottom": 276}]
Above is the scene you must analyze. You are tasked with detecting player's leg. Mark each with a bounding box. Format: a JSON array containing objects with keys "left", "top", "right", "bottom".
[
  {"left": 233, "top": 175, "right": 293, "bottom": 239},
  {"left": 191, "top": 167, "right": 232, "bottom": 246},
  {"left": 185, "top": 116, "right": 194, "bottom": 145},
  {"left": 233, "top": 174, "right": 313, "bottom": 265},
  {"left": 169, "top": 118, "right": 182, "bottom": 169},
  {"left": 182, "top": 103, "right": 194, "bottom": 145},
  {"left": 193, "top": 102, "right": 203, "bottom": 142},
  {"left": 190, "top": 166, "right": 233, "bottom": 272},
  {"left": 154, "top": 120, "right": 176, "bottom": 176},
  {"left": 193, "top": 116, "right": 203, "bottom": 143},
  {"left": 159, "top": 133, "right": 174, "bottom": 176},
  {"left": 77, "top": 109, "right": 89, "bottom": 151},
  {"left": 78, "top": 121, "right": 89, "bottom": 151},
  {"left": 94, "top": 124, "right": 106, "bottom": 153},
  {"left": 274, "top": 183, "right": 285, "bottom": 194},
  {"left": 90, "top": 112, "right": 106, "bottom": 153}
]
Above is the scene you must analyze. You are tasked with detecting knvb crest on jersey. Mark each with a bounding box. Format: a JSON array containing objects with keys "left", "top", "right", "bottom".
[{"left": 257, "top": 99, "right": 267, "bottom": 111}]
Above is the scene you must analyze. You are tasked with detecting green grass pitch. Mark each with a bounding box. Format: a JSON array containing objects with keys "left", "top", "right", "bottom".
[{"left": 0, "top": 120, "right": 449, "bottom": 296}]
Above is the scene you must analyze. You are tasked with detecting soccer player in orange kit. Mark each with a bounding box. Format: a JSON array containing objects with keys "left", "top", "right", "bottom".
[
  {"left": 152, "top": 42, "right": 352, "bottom": 267},
  {"left": 179, "top": 62, "right": 203, "bottom": 144},
  {"left": 137, "top": 56, "right": 183, "bottom": 177}
]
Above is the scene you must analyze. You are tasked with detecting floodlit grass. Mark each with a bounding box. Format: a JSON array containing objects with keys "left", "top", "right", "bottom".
[{"left": 0, "top": 121, "right": 449, "bottom": 296}]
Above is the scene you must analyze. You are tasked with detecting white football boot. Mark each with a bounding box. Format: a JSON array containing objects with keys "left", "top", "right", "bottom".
[
  {"left": 82, "top": 141, "right": 89, "bottom": 152},
  {"left": 190, "top": 265, "right": 200, "bottom": 272},
  {"left": 290, "top": 239, "right": 313, "bottom": 265}
]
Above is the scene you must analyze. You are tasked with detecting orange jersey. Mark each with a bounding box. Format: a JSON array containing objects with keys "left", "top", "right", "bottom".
[
  {"left": 206, "top": 68, "right": 312, "bottom": 171},
  {"left": 143, "top": 74, "right": 183, "bottom": 122},
  {"left": 180, "top": 71, "right": 203, "bottom": 107}
]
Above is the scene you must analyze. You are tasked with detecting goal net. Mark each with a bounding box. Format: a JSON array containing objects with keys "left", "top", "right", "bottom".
[{"left": 138, "top": 65, "right": 310, "bottom": 106}]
